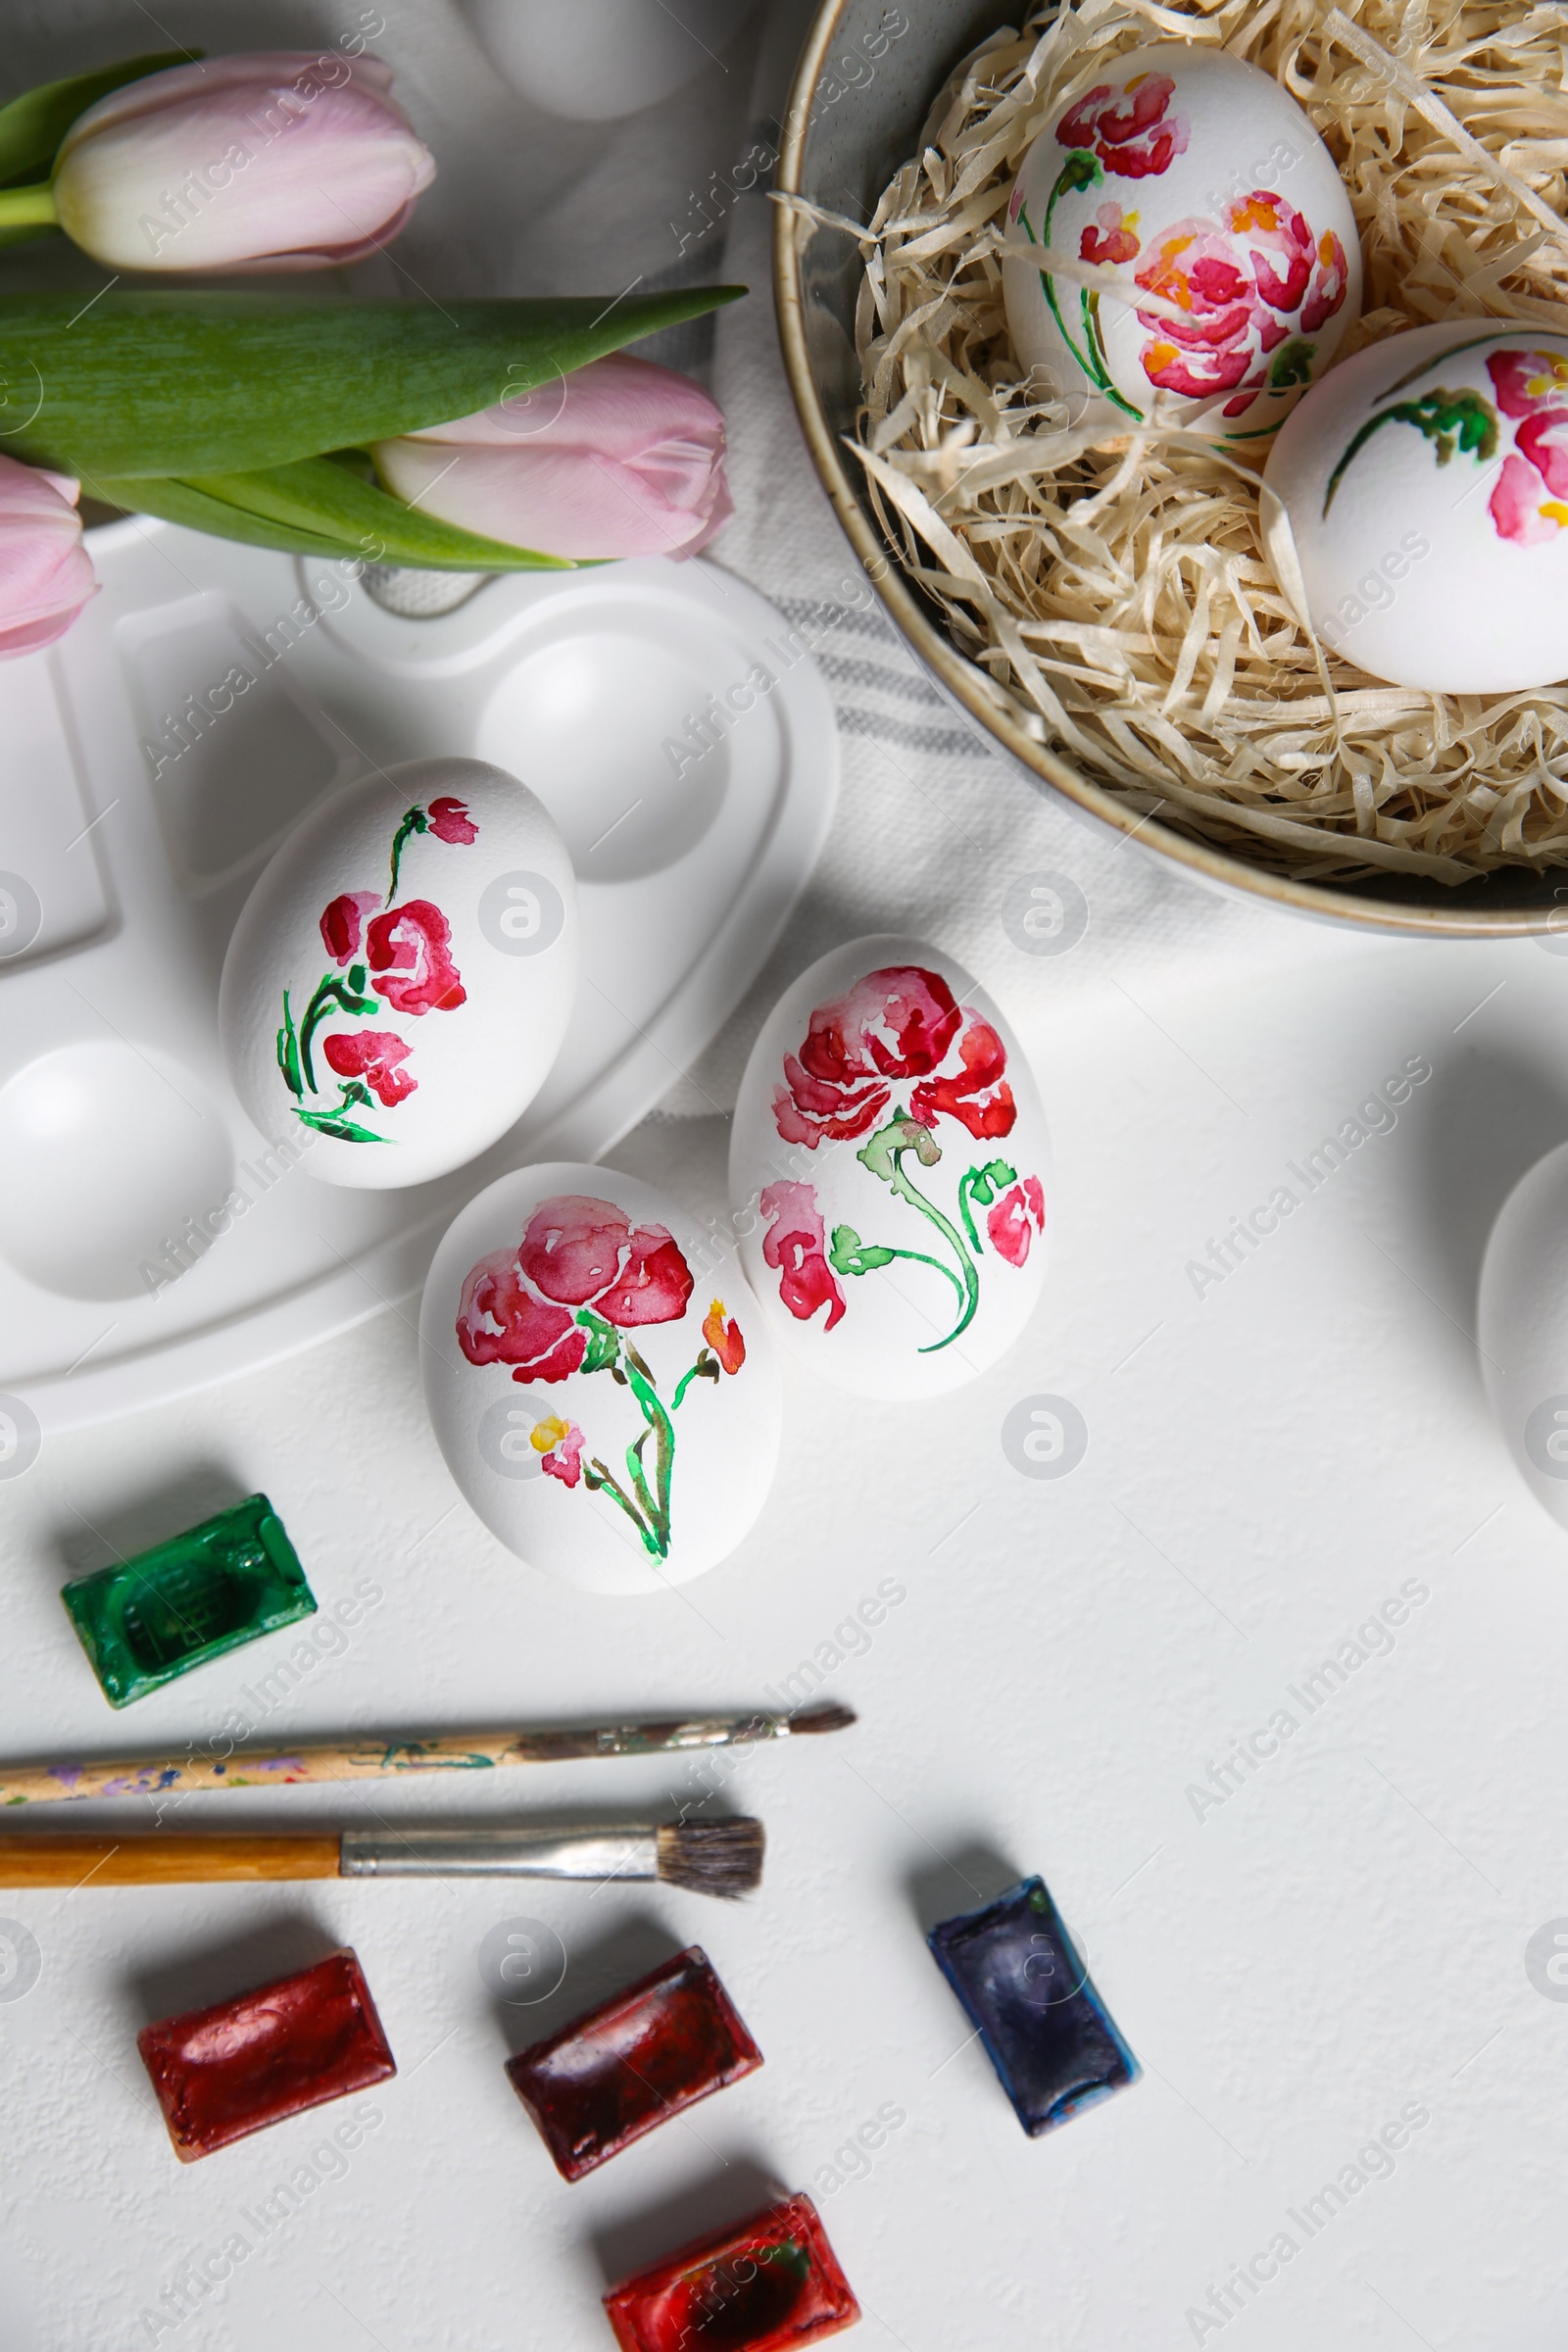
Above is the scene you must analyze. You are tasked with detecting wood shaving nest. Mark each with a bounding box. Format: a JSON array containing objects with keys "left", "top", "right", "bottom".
[{"left": 817, "top": 0, "right": 1568, "bottom": 883}]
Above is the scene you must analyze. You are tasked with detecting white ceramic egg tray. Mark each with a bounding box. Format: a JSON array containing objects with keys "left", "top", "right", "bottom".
[{"left": 0, "top": 520, "right": 837, "bottom": 1433}]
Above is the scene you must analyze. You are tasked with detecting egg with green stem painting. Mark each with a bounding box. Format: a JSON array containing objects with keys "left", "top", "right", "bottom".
[
  {"left": 220, "top": 756, "right": 578, "bottom": 1190},
  {"left": 421, "top": 1163, "right": 781, "bottom": 1592},
  {"left": 1003, "top": 43, "right": 1361, "bottom": 446},
  {"left": 729, "top": 939, "right": 1052, "bottom": 1400},
  {"left": 1261, "top": 320, "right": 1568, "bottom": 692}
]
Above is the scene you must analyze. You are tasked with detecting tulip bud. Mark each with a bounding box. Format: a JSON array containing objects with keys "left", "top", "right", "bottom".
[
  {"left": 370, "top": 354, "right": 733, "bottom": 561},
  {"left": 0, "top": 458, "right": 96, "bottom": 658},
  {"left": 52, "top": 53, "right": 435, "bottom": 272}
]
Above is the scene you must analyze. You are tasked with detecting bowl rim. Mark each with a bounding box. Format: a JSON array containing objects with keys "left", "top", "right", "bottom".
[{"left": 772, "top": 0, "right": 1562, "bottom": 938}]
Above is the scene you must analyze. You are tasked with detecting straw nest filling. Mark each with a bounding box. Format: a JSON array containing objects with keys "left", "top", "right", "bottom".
[{"left": 811, "top": 0, "right": 1568, "bottom": 883}]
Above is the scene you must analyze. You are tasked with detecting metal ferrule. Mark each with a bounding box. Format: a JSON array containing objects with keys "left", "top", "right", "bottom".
[
  {"left": 337, "top": 1825, "right": 660, "bottom": 1880},
  {"left": 598, "top": 1715, "right": 775, "bottom": 1756}
]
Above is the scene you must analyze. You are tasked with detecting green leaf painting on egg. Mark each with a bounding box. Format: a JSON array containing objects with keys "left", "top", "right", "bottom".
[{"left": 1323, "top": 386, "right": 1499, "bottom": 516}]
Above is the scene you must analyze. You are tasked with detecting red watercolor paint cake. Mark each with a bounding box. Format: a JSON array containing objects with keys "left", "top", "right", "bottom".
[
  {"left": 506, "top": 1943, "right": 762, "bottom": 2181},
  {"left": 138, "top": 1947, "right": 397, "bottom": 2160},
  {"left": 604, "top": 2192, "right": 859, "bottom": 2352}
]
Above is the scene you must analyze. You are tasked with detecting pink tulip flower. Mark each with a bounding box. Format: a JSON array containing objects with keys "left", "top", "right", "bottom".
[
  {"left": 52, "top": 53, "right": 435, "bottom": 272},
  {"left": 0, "top": 459, "right": 96, "bottom": 658},
  {"left": 370, "top": 354, "right": 733, "bottom": 560}
]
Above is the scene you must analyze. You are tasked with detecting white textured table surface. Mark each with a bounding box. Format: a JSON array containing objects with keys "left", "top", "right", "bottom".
[{"left": 9, "top": 923, "right": 1568, "bottom": 2352}]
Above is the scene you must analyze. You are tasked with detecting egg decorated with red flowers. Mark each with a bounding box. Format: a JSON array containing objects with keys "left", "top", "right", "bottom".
[
  {"left": 220, "top": 756, "right": 577, "bottom": 1189},
  {"left": 1003, "top": 44, "right": 1361, "bottom": 447},
  {"left": 420, "top": 1162, "right": 781, "bottom": 1592},
  {"left": 729, "top": 938, "right": 1053, "bottom": 1399}
]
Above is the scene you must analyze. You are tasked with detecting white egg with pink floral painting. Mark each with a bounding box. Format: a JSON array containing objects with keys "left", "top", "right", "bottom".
[
  {"left": 729, "top": 939, "right": 1052, "bottom": 1400},
  {"left": 420, "top": 1162, "right": 781, "bottom": 1592},
  {"left": 1003, "top": 43, "right": 1361, "bottom": 447},
  {"left": 1261, "top": 322, "right": 1568, "bottom": 693},
  {"left": 220, "top": 755, "right": 578, "bottom": 1189}
]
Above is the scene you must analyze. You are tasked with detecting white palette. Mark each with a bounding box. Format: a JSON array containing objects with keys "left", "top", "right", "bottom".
[{"left": 0, "top": 521, "right": 836, "bottom": 1432}]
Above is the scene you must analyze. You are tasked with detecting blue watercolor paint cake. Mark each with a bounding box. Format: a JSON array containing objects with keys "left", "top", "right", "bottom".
[{"left": 927, "top": 1874, "right": 1139, "bottom": 2135}]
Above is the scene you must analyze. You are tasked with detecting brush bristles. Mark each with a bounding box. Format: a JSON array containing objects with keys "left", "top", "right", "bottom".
[
  {"left": 785, "top": 1701, "right": 857, "bottom": 1737},
  {"left": 657, "top": 1817, "right": 764, "bottom": 1898}
]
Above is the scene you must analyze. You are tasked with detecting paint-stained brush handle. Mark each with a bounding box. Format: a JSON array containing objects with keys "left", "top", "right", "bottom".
[{"left": 0, "top": 1704, "right": 855, "bottom": 1810}]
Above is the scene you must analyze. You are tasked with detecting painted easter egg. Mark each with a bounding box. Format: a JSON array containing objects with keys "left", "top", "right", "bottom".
[
  {"left": 1262, "top": 321, "right": 1568, "bottom": 692},
  {"left": 420, "top": 1163, "right": 781, "bottom": 1592},
  {"left": 220, "top": 757, "right": 578, "bottom": 1189},
  {"left": 1479, "top": 1142, "right": 1568, "bottom": 1536},
  {"left": 1003, "top": 44, "right": 1361, "bottom": 446},
  {"left": 729, "top": 939, "right": 1051, "bottom": 1399}
]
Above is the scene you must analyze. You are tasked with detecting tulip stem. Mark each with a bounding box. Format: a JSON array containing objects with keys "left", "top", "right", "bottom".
[{"left": 0, "top": 185, "right": 58, "bottom": 228}]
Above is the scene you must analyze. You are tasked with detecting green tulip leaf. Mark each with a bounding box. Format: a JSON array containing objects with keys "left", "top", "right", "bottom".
[
  {"left": 195, "top": 455, "right": 573, "bottom": 570},
  {"left": 0, "top": 52, "right": 195, "bottom": 189},
  {"left": 90, "top": 473, "right": 364, "bottom": 560},
  {"left": 96, "top": 455, "right": 576, "bottom": 570},
  {"left": 0, "top": 288, "right": 746, "bottom": 480}
]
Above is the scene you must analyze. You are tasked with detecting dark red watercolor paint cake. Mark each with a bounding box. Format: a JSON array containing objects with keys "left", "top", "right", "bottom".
[
  {"left": 138, "top": 1947, "right": 397, "bottom": 2161},
  {"left": 604, "top": 2191, "right": 859, "bottom": 2352},
  {"left": 505, "top": 1944, "right": 762, "bottom": 2181}
]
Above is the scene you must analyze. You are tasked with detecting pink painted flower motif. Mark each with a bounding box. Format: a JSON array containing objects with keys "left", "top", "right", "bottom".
[
  {"left": 455, "top": 1196, "right": 723, "bottom": 1565},
  {"left": 1080, "top": 202, "right": 1141, "bottom": 267},
  {"left": 367, "top": 899, "right": 466, "bottom": 1015},
  {"left": 1487, "top": 349, "right": 1568, "bottom": 548},
  {"left": 760, "top": 1181, "right": 847, "bottom": 1331},
  {"left": 772, "top": 966, "right": 1015, "bottom": 1149},
  {"left": 517, "top": 1197, "right": 693, "bottom": 1326},
  {"left": 457, "top": 1258, "right": 584, "bottom": 1385},
  {"left": 282, "top": 794, "right": 481, "bottom": 1144},
  {"left": 1301, "top": 229, "right": 1350, "bottom": 336},
  {"left": 1136, "top": 192, "right": 1348, "bottom": 420},
  {"left": 987, "top": 1174, "right": 1046, "bottom": 1267},
  {"left": 1057, "top": 73, "right": 1189, "bottom": 180},
  {"left": 530, "top": 1413, "right": 585, "bottom": 1488},
  {"left": 1492, "top": 457, "right": 1559, "bottom": 547},
  {"left": 910, "top": 1016, "right": 1014, "bottom": 1142},
  {"left": 1136, "top": 219, "right": 1258, "bottom": 402},
  {"left": 321, "top": 1028, "right": 416, "bottom": 1106},
  {"left": 457, "top": 1195, "right": 695, "bottom": 1386},
  {"left": 386, "top": 798, "right": 481, "bottom": 899},
  {"left": 426, "top": 795, "right": 477, "bottom": 845},
  {"left": 319, "top": 890, "right": 381, "bottom": 965},
  {"left": 1234, "top": 192, "right": 1312, "bottom": 327}
]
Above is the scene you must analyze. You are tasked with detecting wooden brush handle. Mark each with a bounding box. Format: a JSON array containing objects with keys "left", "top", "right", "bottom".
[{"left": 0, "top": 1834, "right": 341, "bottom": 1886}]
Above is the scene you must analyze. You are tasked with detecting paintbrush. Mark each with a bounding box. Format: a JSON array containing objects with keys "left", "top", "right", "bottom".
[
  {"left": 0, "top": 1817, "right": 764, "bottom": 1898},
  {"left": 0, "top": 1702, "right": 856, "bottom": 1810}
]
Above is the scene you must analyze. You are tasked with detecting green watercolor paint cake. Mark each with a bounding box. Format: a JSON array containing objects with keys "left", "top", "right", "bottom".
[{"left": 61, "top": 1494, "right": 317, "bottom": 1707}]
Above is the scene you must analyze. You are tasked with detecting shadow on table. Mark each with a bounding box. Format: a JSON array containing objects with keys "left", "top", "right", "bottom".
[
  {"left": 46, "top": 1461, "right": 255, "bottom": 1590},
  {"left": 1409, "top": 1039, "right": 1568, "bottom": 1397},
  {"left": 483, "top": 1905, "right": 687, "bottom": 2058},
  {"left": 585, "top": 2153, "right": 789, "bottom": 2291},
  {"left": 906, "top": 1840, "right": 1021, "bottom": 1937},
  {"left": 126, "top": 1909, "right": 342, "bottom": 2026}
]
